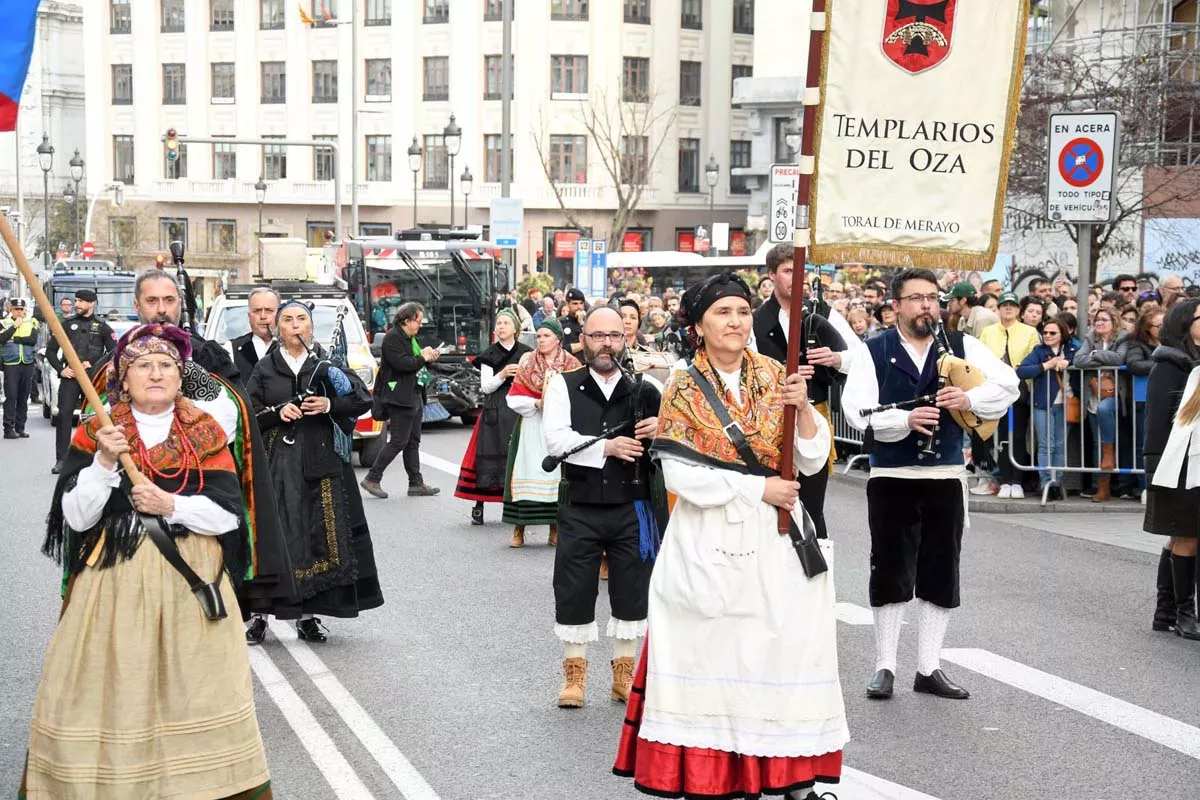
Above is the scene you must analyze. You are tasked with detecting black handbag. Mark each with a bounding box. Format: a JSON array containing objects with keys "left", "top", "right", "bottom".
[{"left": 687, "top": 366, "right": 829, "bottom": 579}]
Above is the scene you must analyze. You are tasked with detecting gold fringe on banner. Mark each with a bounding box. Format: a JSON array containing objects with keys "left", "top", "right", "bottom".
[{"left": 808, "top": 0, "right": 1032, "bottom": 271}]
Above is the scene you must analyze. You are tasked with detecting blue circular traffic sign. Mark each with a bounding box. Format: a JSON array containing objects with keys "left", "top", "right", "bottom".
[{"left": 1059, "top": 138, "right": 1104, "bottom": 188}]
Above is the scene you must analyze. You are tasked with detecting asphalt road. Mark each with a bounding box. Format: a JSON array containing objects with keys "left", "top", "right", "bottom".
[{"left": 2, "top": 410, "right": 1197, "bottom": 800}]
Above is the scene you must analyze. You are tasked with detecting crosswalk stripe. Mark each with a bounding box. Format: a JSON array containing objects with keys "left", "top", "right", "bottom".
[{"left": 943, "top": 647, "right": 1200, "bottom": 760}]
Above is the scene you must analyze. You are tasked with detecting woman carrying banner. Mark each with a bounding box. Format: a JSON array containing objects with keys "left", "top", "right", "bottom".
[
  {"left": 503, "top": 317, "right": 580, "bottom": 548},
  {"left": 246, "top": 300, "right": 383, "bottom": 643},
  {"left": 23, "top": 323, "right": 271, "bottom": 799},
  {"left": 614, "top": 273, "right": 847, "bottom": 800},
  {"left": 454, "top": 309, "right": 531, "bottom": 525}
]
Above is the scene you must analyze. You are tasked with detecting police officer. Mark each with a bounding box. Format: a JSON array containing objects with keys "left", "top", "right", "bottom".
[
  {"left": 557, "top": 288, "right": 587, "bottom": 356},
  {"left": 0, "top": 298, "right": 40, "bottom": 439},
  {"left": 47, "top": 289, "right": 115, "bottom": 473}
]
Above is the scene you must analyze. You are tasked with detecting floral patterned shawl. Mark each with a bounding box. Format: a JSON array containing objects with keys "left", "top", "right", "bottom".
[{"left": 509, "top": 346, "right": 580, "bottom": 400}]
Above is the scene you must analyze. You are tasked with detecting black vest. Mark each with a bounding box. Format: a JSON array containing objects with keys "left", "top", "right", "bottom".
[
  {"left": 752, "top": 296, "right": 846, "bottom": 405},
  {"left": 560, "top": 368, "right": 661, "bottom": 506}
]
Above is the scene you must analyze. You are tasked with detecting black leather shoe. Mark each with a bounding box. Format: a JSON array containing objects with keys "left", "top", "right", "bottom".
[
  {"left": 2, "top": 431, "right": 16, "bottom": 440},
  {"left": 471, "top": 503, "right": 484, "bottom": 525},
  {"left": 914, "top": 669, "right": 970, "bottom": 699},
  {"left": 17, "top": 431, "right": 29, "bottom": 438},
  {"left": 297, "top": 618, "right": 328, "bottom": 643},
  {"left": 866, "top": 669, "right": 894, "bottom": 699},
  {"left": 245, "top": 616, "right": 268, "bottom": 645},
  {"left": 51, "top": 460, "right": 63, "bottom": 474}
]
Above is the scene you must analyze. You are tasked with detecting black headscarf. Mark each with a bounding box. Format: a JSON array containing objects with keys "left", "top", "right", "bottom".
[{"left": 680, "top": 271, "right": 753, "bottom": 328}]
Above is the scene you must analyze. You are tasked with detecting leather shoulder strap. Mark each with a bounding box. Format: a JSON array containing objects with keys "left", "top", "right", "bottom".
[{"left": 687, "top": 364, "right": 771, "bottom": 477}]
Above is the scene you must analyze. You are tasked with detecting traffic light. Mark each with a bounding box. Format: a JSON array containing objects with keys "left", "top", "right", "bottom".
[{"left": 165, "top": 129, "right": 179, "bottom": 164}]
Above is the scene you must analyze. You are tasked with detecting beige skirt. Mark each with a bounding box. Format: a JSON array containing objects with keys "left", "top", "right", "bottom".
[{"left": 25, "top": 534, "right": 270, "bottom": 800}]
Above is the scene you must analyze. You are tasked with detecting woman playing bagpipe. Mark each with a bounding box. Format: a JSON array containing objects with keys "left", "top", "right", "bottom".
[
  {"left": 454, "top": 309, "right": 532, "bottom": 524},
  {"left": 245, "top": 300, "right": 383, "bottom": 644},
  {"left": 22, "top": 324, "right": 272, "bottom": 800}
]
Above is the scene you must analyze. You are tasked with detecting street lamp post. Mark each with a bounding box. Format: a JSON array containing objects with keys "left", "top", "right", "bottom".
[
  {"left": 443, "top": 114, "right": 462, "bottom": 229},
  {"left": 69, "top": 149, "right": 84, "bottom": 252},
  {"left": 460, "top": 166, "right": 473, "bottom": 227},
  {"left": 37, "top": 134, "right": 53, "bottom": 269},
  {"left": 255, "top": 177, "right": 267, "bottom": 277},
  {"left": 62, "top": 185, "right": 76, "bottom": 255},
  {"left": 705, "top": 155, "right": 720, "bottom": 257},
  {"left": 407, "top": 137, "right": 423, "bottom": 228}
]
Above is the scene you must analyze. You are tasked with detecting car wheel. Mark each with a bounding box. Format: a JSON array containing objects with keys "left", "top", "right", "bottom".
[{"left": 358, "top": 428, "right": 386, "bottom": 468}]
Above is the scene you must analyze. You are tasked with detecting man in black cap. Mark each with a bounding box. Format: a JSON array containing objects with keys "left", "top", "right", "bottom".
[
  {"left": 46, "top": 288, "right": 115, "bottom": 472},
  {"left": 0, "top": 298, "right": 40, "bottom": 439},
  {"left": 558, "top": 288, "right": 588, "bottom": 355}
]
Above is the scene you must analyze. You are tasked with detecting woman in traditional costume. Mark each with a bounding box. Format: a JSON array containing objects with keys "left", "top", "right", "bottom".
[
  {"left": 614, "top": 273, "right": 847, "bottom": 800},
  {"left": 503, "top": 317, "right": 580, "bottom": 548},
  {"left": 23, "top": 323, "right": 271, "bottom": 800},
  {"left": 455, "top": 309, "right": 532, "bottom": 525},
  {"left": 245, "top": 300, "right": 383, "bottom": 643}
]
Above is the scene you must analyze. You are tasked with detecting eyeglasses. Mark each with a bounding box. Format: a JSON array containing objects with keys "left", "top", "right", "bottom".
[
  {"left": 128, "top": 359, "right": 179, "bottom": 376},
  {"left": 898, "top": 293, "right": 939, "bottom": 305},
  {"left": 584, "top": 332, "right": 625, "bottom": 343}
]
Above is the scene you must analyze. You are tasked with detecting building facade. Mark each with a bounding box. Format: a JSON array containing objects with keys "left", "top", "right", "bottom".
[{"left": 82, "top": 0, "right": 759, "bottom": 284}]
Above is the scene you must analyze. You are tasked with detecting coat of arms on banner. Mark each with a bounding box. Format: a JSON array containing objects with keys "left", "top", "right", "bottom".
[{"left": 882, "top": 0, "right": 957, "bottom": 74}]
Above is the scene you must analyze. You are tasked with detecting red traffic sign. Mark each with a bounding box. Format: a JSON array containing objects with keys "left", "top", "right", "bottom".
[
  {"left": 1058, "top": 137, "right": 1104, "bottom": 188},
  {"left": 81, "top": 241, "right": 95, "bottom": 258}
]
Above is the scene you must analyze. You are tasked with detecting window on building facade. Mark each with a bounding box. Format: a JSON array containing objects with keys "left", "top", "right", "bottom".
[
  {"left": 307, "top": 222, "right": 334, "bottom": 247},
  {"left": 310, "top": 0, "right": 337, "bottom": 26},
  {"left": 423, "top": 0, "right": 449, "bottom": 23},
  {"left": 731, "top": 63, "right": 752, "bottom": 98},
  {"left": 161, "top": 0, "right": 185, "bottom": 32},
  {"left": 678, "top": 137, "right": 700, "bottom": 192},
  {"left": 162, "top": 64, "right": 186, "bottom": 104},
  {"left": 366, "top": 59, "right": 391, "bottom": 100},
  {"left": 550, "top": 55, "right": 588, "bottom": 95},
  {"left": 312, "top": 60, "right": 338, "bottom": 103},
  {"left": 109, "top": 217, "right": 136, "bottom": 252},
  {"left": 679, "top": 61, "right": 701, "bottom": 106},
  {"left": 773, "top": 117, "right": 794, "bottom": 163},
  {"left": 365, "top": 0, "right": 391, "bottom": 25},
  {"left": 484, "top": 55, "right": 513, "bottom": 100},
  {"left": 551, "top": 0, "right": 588, "bottom": 21},
  {"left": 423, "top": 57, "right": 449, "bottom": 101},
  {"left": 165, "top": 142, "right": 188, "bottom": 179},
  {"left": 112, "top": 65, "right": 132, "bottom": 105},
  {"left": 359, "top": 222, "right": 392, "bottom": 236},
  {"left": 620, "top": 136, "right": 648, "bottom": 184},
  {"left": 484, "top": 134, "right": 513, "bottom": 182},
  {"left": 211, "top": 0, "right": 234, "bottom": 30},
  {"left": 366, "top": 135, "right": 392, "bottom": 182},
  {"left": 548, "top": 135, "right": 586, "bottom": 183},
  {"left": 213, "top": 140, "right": 237, "bottom": 179},
  {"left": 681, "top": 0, "right": 702, "bottom": 29},
  {"left": 483, "top": 0, "right": 512, "bottom": 21},
  {"left": 207, "top": 220, "right": 237, "bottom": 253},
  {"left": 260, "top": 0, "right": 285, "bottom": 29},
  {"left": 211, "top": 63, "right": 235, "bottom": 101},
  {"left": 159, "top": 218, "right": 188, "bottom": 251},
  {"left": 261, "top": 62, "right": 286, "bottom": 103},
  {"left": 623, "top": 57, "right": 649, "bottom": 102},
  {"left": 732, "top": 0, "right": 754, "bottom": 33},
  {"left": 729, "top": 139, "right": 751, "bottom": 194},
  {"left": 113, "top": 136, "right": 135, "bottom": 184},
  {"left": 111, "top": 0, "right": 132, "bottom": 34},
  {"left": 624, "top": 0, "right": 650, "bottom": 23},
  {"left": 422, "top": 135, "right": 448, "bottom": 188},
  {"left": 313, "top": 135, "right": 337, "bottom": 180},
  {"left": 263, "top": 138, "right": 287, "bottom": 180}
]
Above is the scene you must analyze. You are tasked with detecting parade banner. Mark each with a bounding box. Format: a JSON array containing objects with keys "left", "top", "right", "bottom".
[{"left": 810, "top": 0, "right": 1029, "bottom": 270}]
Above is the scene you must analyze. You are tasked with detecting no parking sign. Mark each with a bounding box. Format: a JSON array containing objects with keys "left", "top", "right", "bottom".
[{"left": 1046, "top": 112, "right": 1120, "bottom": 224}]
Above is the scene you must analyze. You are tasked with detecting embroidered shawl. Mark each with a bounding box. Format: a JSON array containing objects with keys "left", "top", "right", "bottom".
[{"left": 509, "top": 346, "right": 580, "bottom": 400}]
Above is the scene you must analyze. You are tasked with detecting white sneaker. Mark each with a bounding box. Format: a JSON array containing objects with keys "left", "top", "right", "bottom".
[
  {"left": 1010, "top": 485, "right": 1025, "bottom": 499},
  {"left": 969, "top": 479, "right": 998, "bottom": 496},
  {"left": 996, "top": 484, "right": 1013, "bottom": 499}
]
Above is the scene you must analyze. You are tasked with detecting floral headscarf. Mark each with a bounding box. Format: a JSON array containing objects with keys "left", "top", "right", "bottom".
[{"left": 108, "top": 323, "right": 192, "bottom": 402}]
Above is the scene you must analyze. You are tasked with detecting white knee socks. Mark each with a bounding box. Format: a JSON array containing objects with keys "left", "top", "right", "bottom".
[
  {"left": 613, "top": 637, "right": 638, "bottom": 660},
  {"left": 873, "top": 602, "right": 907, "bottom": 673},
  {"left": 916, "top": 599, "right": 951, "bottom": 675},
  {"left": 563, "top": 642, "right": 587, "bottom": 660}
]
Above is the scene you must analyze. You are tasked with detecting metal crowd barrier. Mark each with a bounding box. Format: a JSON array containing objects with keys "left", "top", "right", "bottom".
[
  {"left": 1004, "top": 364, "right": 1147, "bottom": 506},
  {"left": 828, "top": 384, "right": 870, "bottom": 473}
]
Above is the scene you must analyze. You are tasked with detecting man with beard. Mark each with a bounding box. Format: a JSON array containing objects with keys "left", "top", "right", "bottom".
[
  {"left": 751, "top": 243, "right": 850, "bottom": 539},
  {"left": 231, "top": 286, "right": 281, "bottom": 378},
  {"left": 85, "top": 270, "right": 296, "bottom": 642},
  {"left": 542, "top": 306, "right": 664, "bottom": 708},
  {"left": 842, "top": 268, "right": 1017, "bottom": 702}
]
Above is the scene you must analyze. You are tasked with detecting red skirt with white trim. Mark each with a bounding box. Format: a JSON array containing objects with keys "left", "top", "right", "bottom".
[
  {"left": 454, "top": 416, "right": 504, "bottom": 503},
  {"left": 613, "top": 640, "right": 842, "bottom": 800}
]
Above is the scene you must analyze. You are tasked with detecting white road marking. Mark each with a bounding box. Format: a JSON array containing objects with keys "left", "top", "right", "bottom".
[
  {"left": 836, "top": 601, "right": 876, "bottom": 625},
  {"left": 247, "top": 646, "right": 377, "bottom": 800},
  {"left": 841, "top": 766, "right": 943, "bottom": 800},
  {"left": 269, "top": 621, "right": 443, "bottom": 800},
  {"left": 943, "top": 647, "right": 1200, "bottom": 760},
  {"left": 419, "top": 452, "right": 461, "bottom": 477}
]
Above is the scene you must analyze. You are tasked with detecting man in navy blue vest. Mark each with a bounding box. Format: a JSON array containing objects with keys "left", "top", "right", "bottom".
[
  {"left": 842, "top": 268, "right": 1017, "bottom": 701},
  {"left": 543, "top": 306, "right": 663, "bottom": 709}
]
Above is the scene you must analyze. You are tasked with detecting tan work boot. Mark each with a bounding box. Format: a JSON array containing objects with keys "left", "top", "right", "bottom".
[
  {"left": 509, "top": 526, "right": 525, "bottom": 548},
  {"left": 548, "top": 524, "right": 558, "bottom": 547},
  {"left": 611, "top": 656, "right": 635, "bottom": 703},
  {"left": 557, "top": 657, "right": 588, "bottom": 708}
]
